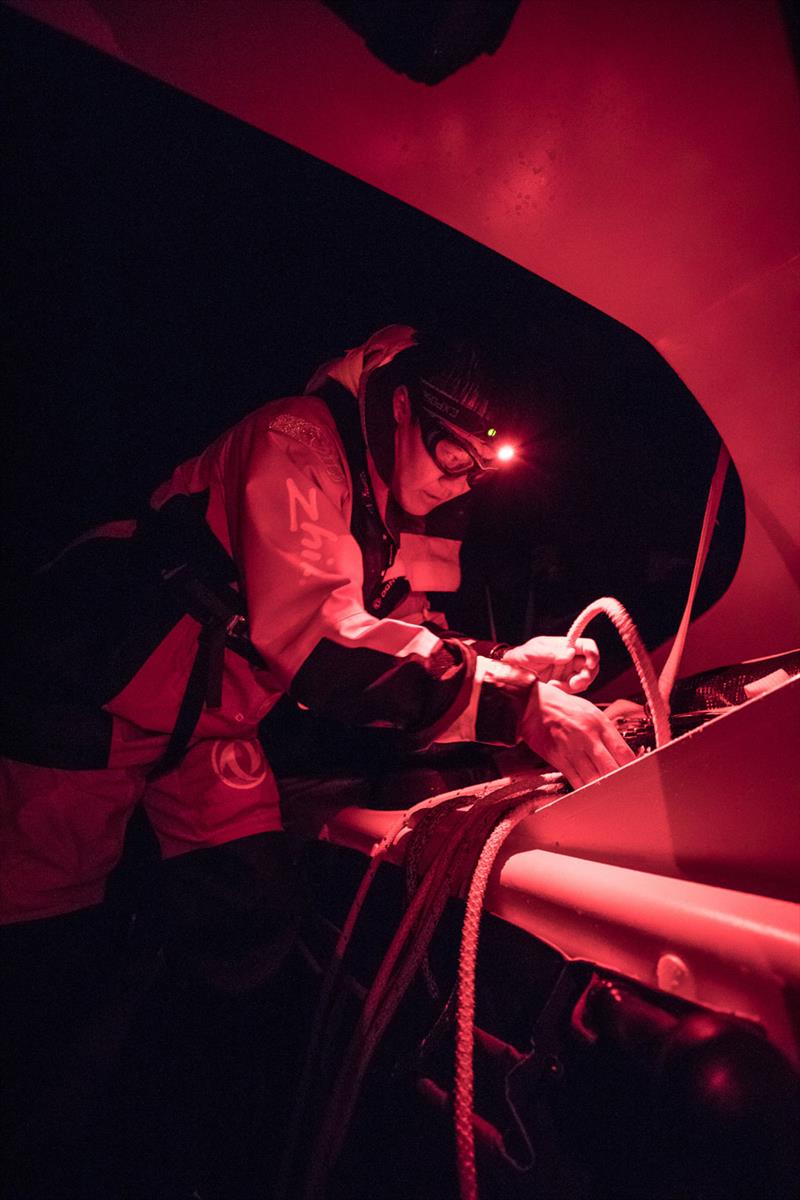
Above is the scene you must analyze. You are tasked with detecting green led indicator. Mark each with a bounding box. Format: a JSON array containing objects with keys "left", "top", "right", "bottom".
[{"left": 487, "top": 427, "right": 497, "bottom": 437}]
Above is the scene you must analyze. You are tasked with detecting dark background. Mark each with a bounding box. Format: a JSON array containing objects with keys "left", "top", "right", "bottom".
[{"left": 3, "top": 8, "right": 744, "bottom": 688}]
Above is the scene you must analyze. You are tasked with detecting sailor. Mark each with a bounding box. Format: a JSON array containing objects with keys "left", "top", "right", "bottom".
[{"left": 1, "top": 323, "right": 633, "bottom": 1195}]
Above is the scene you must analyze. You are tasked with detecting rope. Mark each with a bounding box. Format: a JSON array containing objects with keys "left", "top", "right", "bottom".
[
  {"left": 295, "top": 781, "right": 535, "bottom": 1199},
  {"left": 452, "top": 597, "right": 670, "bottom": 1199},
  {"left": 658, "top": 442, "right": 730, "bottom": 703},
  {"left": 277, "top": 779, "right": 509, "bottom": 1200},
  {"left": 285, "top": 598, "right": 670, "bottom": 1200},
  {"left": 566, "top": 596, "right": 671, "bottom": 748},
  {"left": 405, "top": 789, "right": 490, "bottom": 1001},
  {"left": 452, "top": 796, "right": 539, "bottom": 1200}
]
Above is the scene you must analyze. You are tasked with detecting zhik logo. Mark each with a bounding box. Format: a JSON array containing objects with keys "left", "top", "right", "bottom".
[{"left": 210, "top": 740, "right": 268, "bottom": 789}]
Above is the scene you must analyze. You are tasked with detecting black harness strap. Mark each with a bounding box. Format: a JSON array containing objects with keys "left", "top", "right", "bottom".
[
  {"left": 148, "top": 619, "right": 227, "bottom": 780},
  {"left": 315, "top": 381, "right": 411, "bottom": 616},
  {"left": 4, "top": 395, "right": 414, "bottom": 774},
  {"left": 145, "top": 560, "right": 265, "bottom": 781},
  {"left": 145, "top": 390, "right": 404, "bottom": 780}
]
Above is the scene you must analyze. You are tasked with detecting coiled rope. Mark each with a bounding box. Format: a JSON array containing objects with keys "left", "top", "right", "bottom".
[{"left": 277, "top": 777, "right": 516, "bottom": 1200}]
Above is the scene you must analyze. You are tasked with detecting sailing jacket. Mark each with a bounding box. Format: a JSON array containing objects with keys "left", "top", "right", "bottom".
[{"left": 3, "top": 389, "right": 535, "bottom": 769}]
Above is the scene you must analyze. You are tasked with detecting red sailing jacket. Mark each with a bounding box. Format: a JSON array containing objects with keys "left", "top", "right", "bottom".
[{"left": 98, "top": 389, "right": 534, "bottom": 754}]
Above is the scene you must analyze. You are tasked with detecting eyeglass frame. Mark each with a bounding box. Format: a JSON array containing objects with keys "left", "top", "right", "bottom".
[{"left": 413, "top": 402, "right": 499, "bottom": 486}]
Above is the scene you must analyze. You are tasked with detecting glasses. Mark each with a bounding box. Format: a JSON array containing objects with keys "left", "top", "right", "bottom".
[{"left": 416, "top": 407, "right": 498, "bottom": 486}]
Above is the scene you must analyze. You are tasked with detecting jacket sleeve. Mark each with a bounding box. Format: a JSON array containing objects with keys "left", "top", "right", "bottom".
[{"left": 223, "top": 408, "right": 533, "bottom": 749}]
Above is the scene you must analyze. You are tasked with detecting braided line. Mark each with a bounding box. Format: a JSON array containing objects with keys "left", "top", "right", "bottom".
[
  {"left": 406, "top": 792, "right": 486, "bottom": 1000},
  {"left": 566, "top": 596, "right": 671, "bottom": 748},
  {"left": 301, "top": 783, "right": 535, "bottom": 1198},
  {"left": 302, "top": 819, "right": 471, "bottom": 1197},
  {"left": 453, "top": 797, "right": 539, "bottom": 1200}
]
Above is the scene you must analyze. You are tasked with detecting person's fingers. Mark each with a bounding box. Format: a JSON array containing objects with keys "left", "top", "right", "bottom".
[
  {"left": 599, "top": 723, "right": 637, "bottom": 766},
  {"left": 519, "top": 682, "right": 633, "bottom": 786},
  {"left": 571, "top": 643, "right": 600, "bottom": 686},
  {"left": 566, "top": 668, "right": 592, "bottom": 692},
  {"left": 572, "top": 741, "right": 619, "bottom": 785},
  {"left": 506, "top": 638, "right": 601, "bottom": 690},
  {"left": 556, "top": 755, "right": 590, "bottom": 789},
  {"left": 565, "top": 751, "right": 600, "bottom": 787},
  {"left": 603, "top": 698, "right": 644, "bottom": 723},
  {"left": 552, "top": 664, "right": 595, "bottom": 692},
  {"left": 591, "top": 740, "right": 622, "bottom": 775},
  {"left": 556, "top": 642, "right": 599, "bottom": 686},
  {"left": 550, "top": 650, "right": 578, "bottom": 674},
  {"left": 565, "top": 733, "right": 632, "bottom": 786},
  {"left": 579, "top": 637, "right": 600, "bottom": 666},
  {"left": 545, "top": 664, "right": 577, "bottom": 686}
]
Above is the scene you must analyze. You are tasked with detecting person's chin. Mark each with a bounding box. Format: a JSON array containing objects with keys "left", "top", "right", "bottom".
[
  {"left": 411, "top": 491, "right": 441, "bottom": 516},
  {"left": 393, "top": 487, "right": 437, "bottom": 516}
]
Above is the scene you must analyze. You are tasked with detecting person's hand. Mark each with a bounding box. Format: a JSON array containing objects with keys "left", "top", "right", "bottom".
[
  {"left": 519, "top": 681, "right": 635, "bottom": 789},
  {"left": 602, "top": 698, "right": 646, "bottom": 725},
  {"left": 503, "top": 635, "right": 600, "bottom": 693}
]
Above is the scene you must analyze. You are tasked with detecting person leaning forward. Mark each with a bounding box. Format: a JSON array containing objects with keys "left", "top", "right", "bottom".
[{"left": 0, "top": 323, "right": 633, "bottom": 1197}]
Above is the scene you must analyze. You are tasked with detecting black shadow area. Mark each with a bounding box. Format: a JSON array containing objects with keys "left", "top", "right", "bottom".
[{"left": 3, "top": 8, "right": 743, "bottom": 684}]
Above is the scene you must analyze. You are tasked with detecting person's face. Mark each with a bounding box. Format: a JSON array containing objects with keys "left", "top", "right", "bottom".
[{"left": 390, "top": 385, "right": 474, "bottom": 516}]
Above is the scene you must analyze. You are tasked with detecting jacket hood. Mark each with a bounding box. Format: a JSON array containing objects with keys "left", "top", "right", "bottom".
[{"left": 305, "top": 324, "right": 473, "bottom": 579}]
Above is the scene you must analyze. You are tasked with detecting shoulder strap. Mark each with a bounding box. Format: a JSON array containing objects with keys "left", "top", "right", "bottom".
[
  {"left": 139, "top": 492, "right": 266, "bottom": 779},
  {"left": 314, "top": 380, "right": 409, "bottom": 616}
]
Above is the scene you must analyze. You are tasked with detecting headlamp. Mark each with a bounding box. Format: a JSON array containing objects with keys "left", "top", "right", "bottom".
[{"left": 417, "top": 378, "right": 498, "bottom": 440}]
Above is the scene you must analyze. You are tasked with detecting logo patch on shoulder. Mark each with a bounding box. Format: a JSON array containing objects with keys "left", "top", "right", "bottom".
[{"left": 270, "top": 414, "right": 346, "bottom": 484}]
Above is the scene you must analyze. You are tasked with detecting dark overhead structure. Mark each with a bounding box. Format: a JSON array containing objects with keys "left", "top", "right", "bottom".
[{"left": 322, "top": 0, "right": 522, "bottom": 84}]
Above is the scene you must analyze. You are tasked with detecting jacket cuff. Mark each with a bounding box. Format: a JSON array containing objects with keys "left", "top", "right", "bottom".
[
  {"left": 475, "top": 656, "right": 536, "bottom": 746},
  {"left": 410, "top": 639, "right": 479, "bottom": 749},
  {"left": 463, "top": 639, "right": 511, "bottom": 660}
]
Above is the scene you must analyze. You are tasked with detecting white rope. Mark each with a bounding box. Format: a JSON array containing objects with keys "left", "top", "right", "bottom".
[{"left": 567, "top": 596, "right": 671, "bottom": 748}]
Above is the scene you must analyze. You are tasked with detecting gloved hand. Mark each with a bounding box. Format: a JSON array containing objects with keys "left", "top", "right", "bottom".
[
  {"left": 503, "top": 635, "right": 600, "bottom": 693},
  {"left": 519, "top": 680, "right": 635, "bottom": 788}
]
